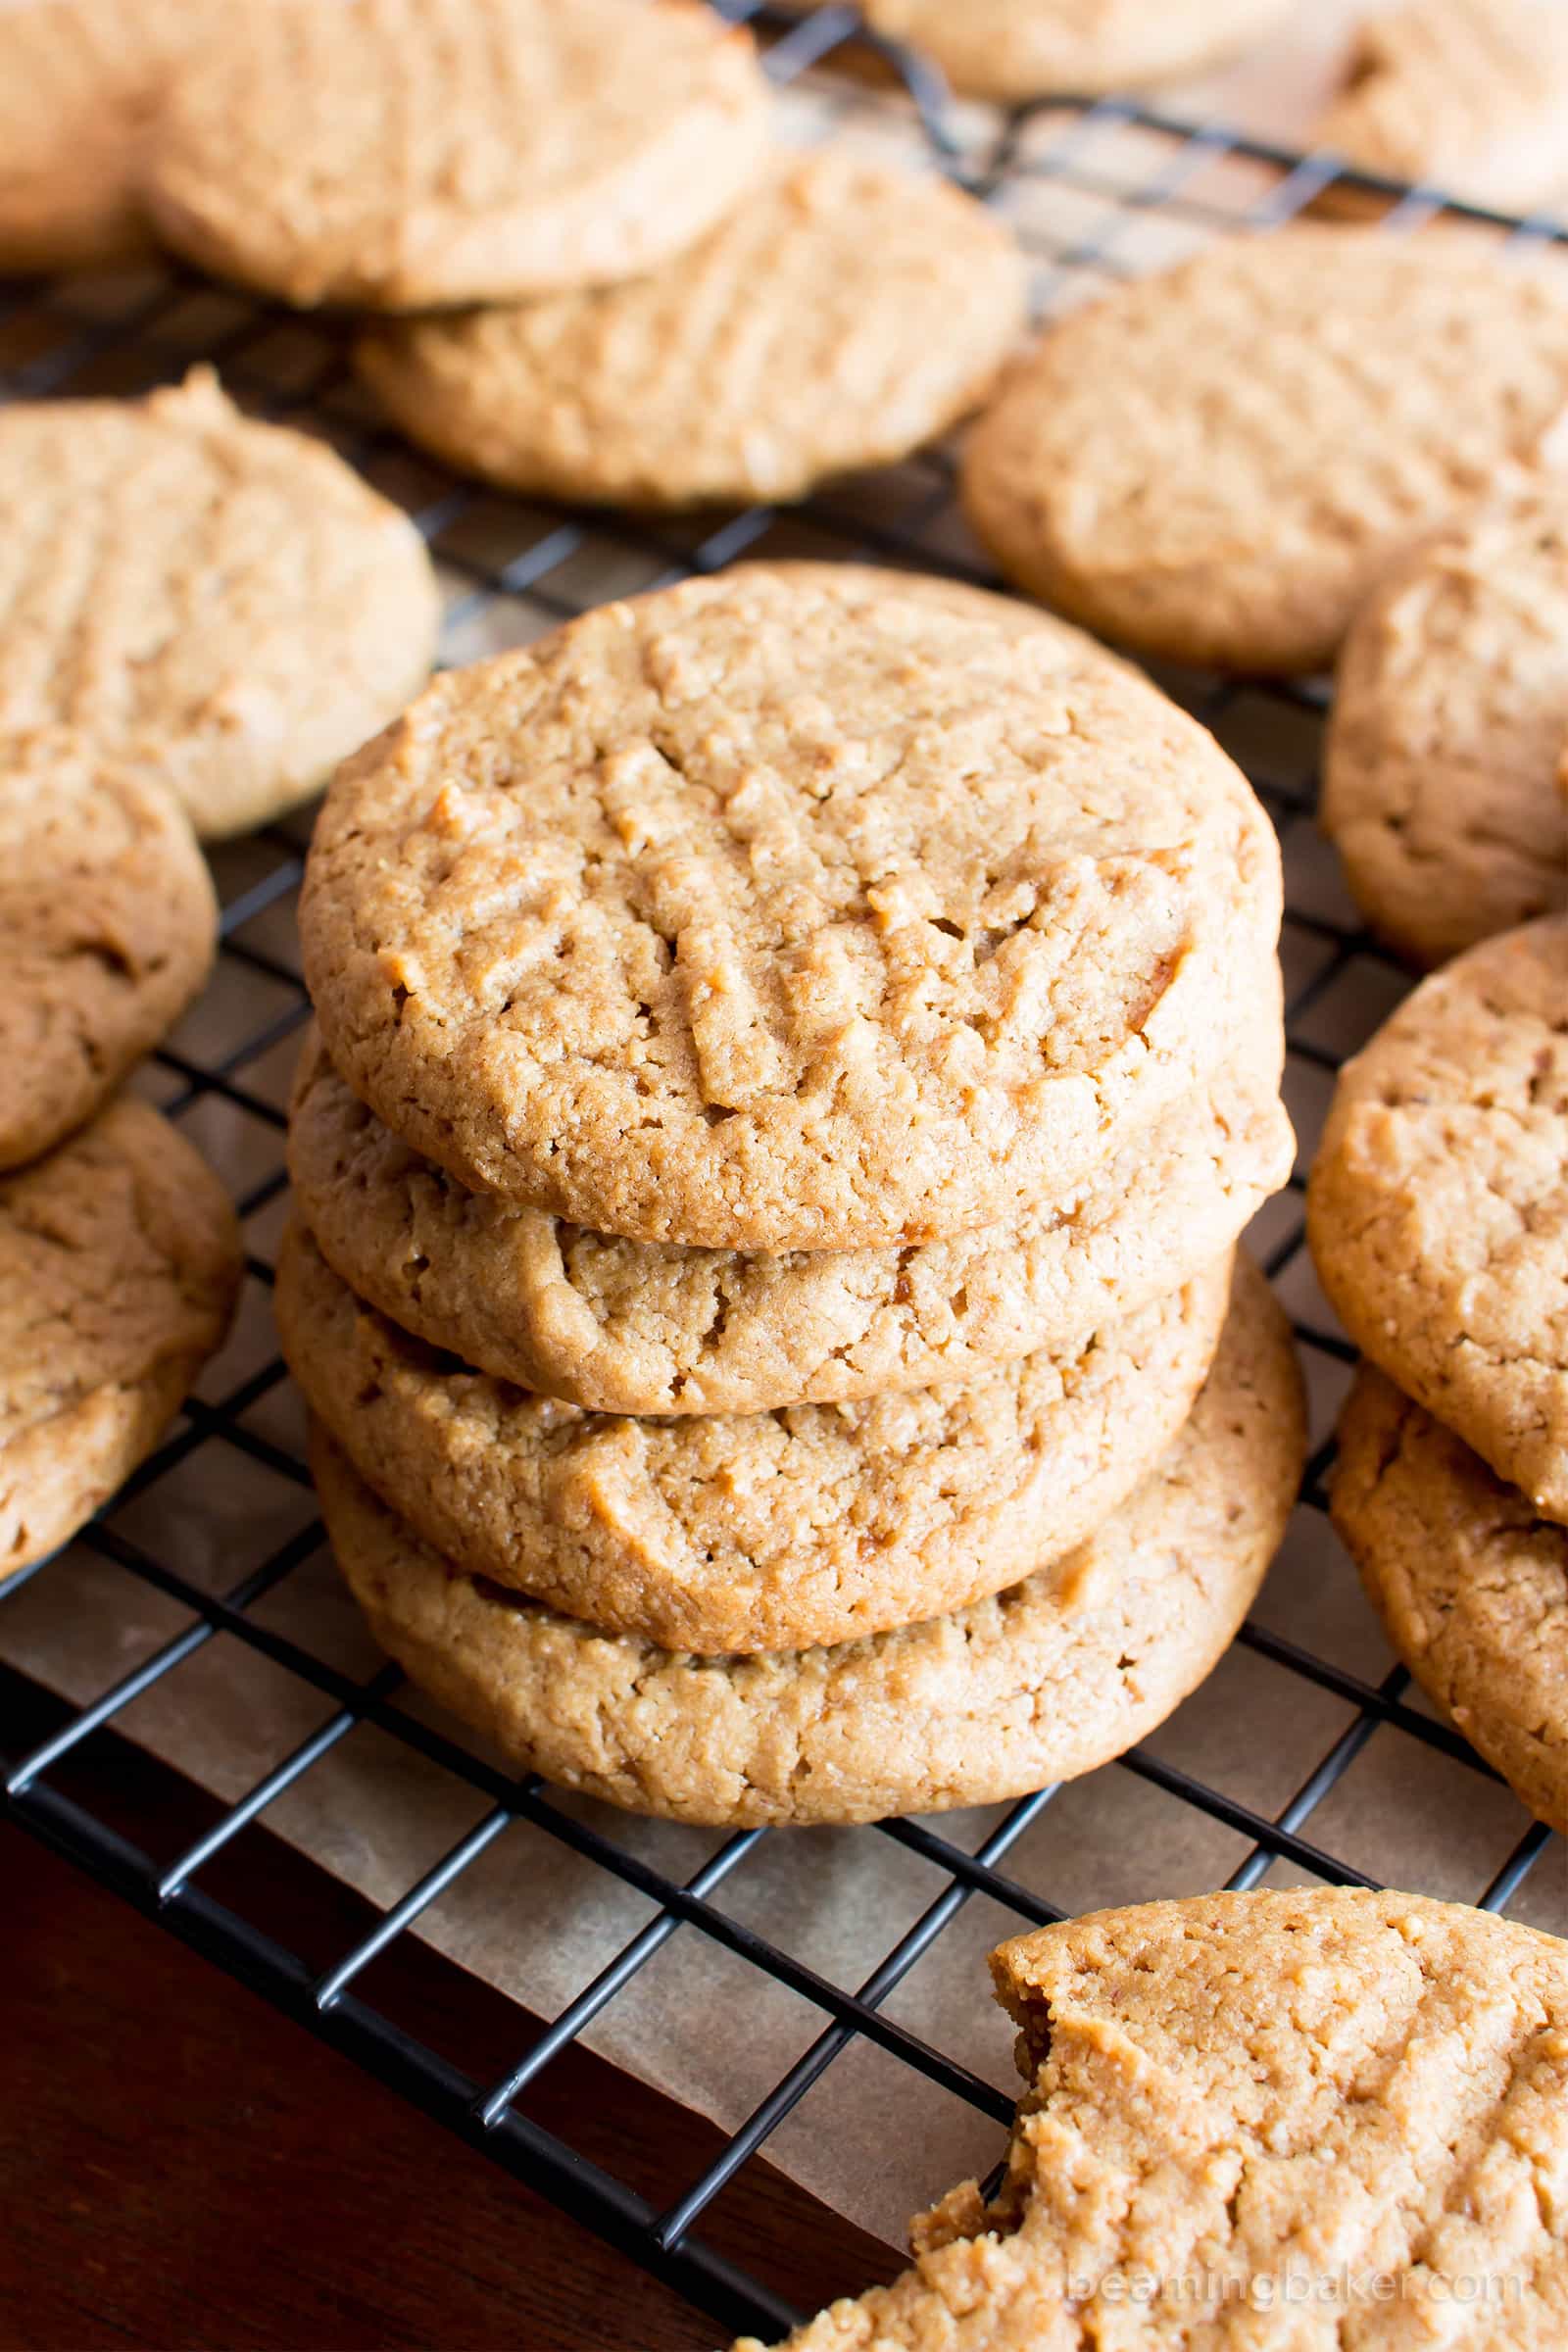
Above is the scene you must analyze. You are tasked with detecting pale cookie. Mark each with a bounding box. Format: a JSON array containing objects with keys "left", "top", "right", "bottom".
[
  {"left": 961, "top": 226, "right": 1568, "bottom": 675},
  {"left": 277, "top": 1221, "right": 1234, "bottom": 1654},
  {"left": 1, "top": 1097, "right": 242, "bottom": 1583},
  {"left": 1317, "top": 0, "right": 1568, "bottom": 218},
  {"left": 288, "top": 1017, "right": 1290, "bottom": 1413},
  {"left": 356, "top": 153, "right": 1026, "bottom": 509},
  {"left": 145, "top": 0, "right": 768, "bottom": 311},
  {"left": 1322, "top": 490, "right": 1568, "bottom": 967},
  {"left": 312, "top": 1256, "right": 1302, "bottom": 1826},
  {"left": 1, "top": 731, "right": 216, "bottom": 1171},
  {"left": 0, "top": 0, "right": 252, "bottom": 273},
  {"left": 0, "top": 370, "right": 439, "bottom": 840},
  {"left": 1335, "top": 1365, "right": 1568, "bottom": 1837},
  {"left": 823, "top": 0, "right": 1290, "bottom": 103},
  {"left": 1308, "top": 915, "right": 1568, "bottom": 1520},
  {"left": 300, "top": 564, "right": 1281, "bottom": 1249},
  {"left": 740, "top": 1888, "right": 1568, "bottom": 2348}
]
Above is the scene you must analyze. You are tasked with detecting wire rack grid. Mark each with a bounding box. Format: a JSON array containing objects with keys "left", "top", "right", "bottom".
[{"left": 2, "top": 9, "right": 1565, "bottom": 2343}]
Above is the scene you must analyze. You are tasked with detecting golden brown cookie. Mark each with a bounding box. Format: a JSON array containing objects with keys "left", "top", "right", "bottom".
[
  {"left": 0, "top": 370, "right": 439, "bottom": 840},
  {"left": 144, "top": 0, "right": 769, "bottom": 310},
  {"left": 356, "top": 153, "right": 1026, "bottom": 508},
  {"left": 277, "top": 1219, "right": 1234, "bottom": 1655},
  {"left": 961, "top": 226, "right": 1568, "bottom": 675},
  {"left": 1322, "top": 489, "right": 1568, "bottom": 967},
  {"left": 1334, "top": 1363, "right": 1568, "bottom": 1837},
  {"left": 1, "top": 731, "right": 216, "bottom": 1171},
  {"left": 313, "top": 1255, "right": 1302, "bottom": 1825},
  {"left": 288, "top": 1017, "right": 1289, "bottom": 1413},
  {"left": 1317, "top": 0, "right": 1568, "bottom": 217},
  {"left": 832, "top": 0, "right": 1290, "bottom": 101},
  {"left": 1308, "top": 916, "right": 1568, "bottom": 1520},
  {"left": 0, "top": 0, "right": 237, "bottom": 272},
  {"left": 1, "top": 1097, "right": 242, "bottom": 1584},
  {"left": 740, "top": 1888, "right": 1568, "bottom": 2346},
  {"left": 300, "top": 564, "right": 1281, "bottom": 1249}
]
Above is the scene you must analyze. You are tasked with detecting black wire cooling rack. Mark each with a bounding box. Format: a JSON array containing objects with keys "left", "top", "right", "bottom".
[{"left": 4, "top": 8, "right": 1566, "bottom": 2344}]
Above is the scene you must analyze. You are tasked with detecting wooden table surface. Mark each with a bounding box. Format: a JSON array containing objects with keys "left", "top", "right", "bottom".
[{"left": 0, "top": 1672, "right": 900, "bottom": 2352}]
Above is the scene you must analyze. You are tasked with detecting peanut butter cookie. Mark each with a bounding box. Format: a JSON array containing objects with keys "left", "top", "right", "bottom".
[
  {"left": 1308, "top": 916, "right": 1568, "bottom": 1520},
  {"left": 301, "top": 564, "right": 1281, "bottom": 1248},
  {"left": 961, "top": 227, "right": 1568, "bottom": 674},
  {"left": 741, "top": 1888, "right": 1568, "bottom": 2345},
  {"left": 278, "top": 1220, "right": 1233, "bottom": 1655},
  {"left": 1322, "top": 489, "right": 1568, "bottom": 967},
  {"left": 312, "top": 1255, "right": 1301, "bottom": 1824},
  {"left": 357, "top": 153, "right": 1026, "bottom": 508},
  {"left": 2, "top": 731, "right": 216, "bottom": 1170},
  {"left": 145, "top": 0, "right": 768, "bottom": 310},
  {"left": 1, "top": 1097, "right": 242, "bottom": 1584},
  {"left": 1335, "top": 1363, "right": 1568, "bottom": 1837},
  {"left": 288, "top": 1018, "right": 1289, "bottom": 1413},
  {"left": 0, "top": 370, "right": 439, "bottom": 839}
]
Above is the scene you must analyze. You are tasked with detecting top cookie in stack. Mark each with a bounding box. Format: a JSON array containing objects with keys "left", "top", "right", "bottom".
[{"left": 285, "top": 564, "right": 1299, "bottom": 1826}]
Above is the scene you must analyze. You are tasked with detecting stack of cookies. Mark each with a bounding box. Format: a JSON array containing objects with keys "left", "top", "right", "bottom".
[
  {"left": 1312, "top": 915, "right": 1568, "bottom": 1840},
  {"left": 281, "top": 562, "right": 1304, "bottom": 1828}
]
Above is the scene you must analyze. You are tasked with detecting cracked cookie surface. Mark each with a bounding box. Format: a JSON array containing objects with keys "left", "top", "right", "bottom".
[
  {"left": 1334, "top": 1363, "right": 1568, "bottom": 1836},
  {"left": 961, "top": 226, "right": 1568, "bottom": 676},
  {"left": 279, "top": 1220, "right": 1234, "bottom": 1653},
  {"left": 289, "top": 1018, "right": 1288, "bottom": 1413},
  {"left": 312, "top": 1255, "right": 1300, "bottom": 1824},
  {"left": 356, "top": 152, "right": 1026, "bottom": 508},
  {"left": 300, "top": 563, "right": 1280, "bottom": 1248},
  {"left": 740, "top": 1887, "right": 1568, "bottom": 2346},
  {"left": 1, "top": 1096, "right": 242, "bottom": 1583},
  {"left": 1322, "top": 489, "right": 1568, "bottom": 968},
  {"left": 145, "top": 0, "right": 768, "bottom": 309},
  {"left": 1308, "top": 915, "right": 1568, "bottom": 1520},
  {"left": 0, "top": 370, "right": 439, "bottom": 839},
  {"left": 1, "top": 731, "right": 217, "bottom": 1170}
]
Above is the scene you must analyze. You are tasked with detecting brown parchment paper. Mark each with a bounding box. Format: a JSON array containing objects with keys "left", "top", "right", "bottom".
[{"left": 3, "top": 35, "right": 1565, "bottom": 2309}]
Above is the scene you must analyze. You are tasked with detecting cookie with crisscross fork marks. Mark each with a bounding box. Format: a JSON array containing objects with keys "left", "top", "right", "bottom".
[
  {"left": 144, "top": 0, "right": 769, "bottom": 310},
  {"left": 740, "top": 1887, "right": 1568, "bottom": 2347},
  {"left": 0, "top": 370, "right": 439, "bottom": 839},
  {"left": 1308, "top": 914, "right": 1568, "bottom": 1520},
  {"left": 356, "top": 152, "right": 1026, "bottom": 507},
  {"left": 301, "top": 564, "right": 1281, "bottom": 1249}
]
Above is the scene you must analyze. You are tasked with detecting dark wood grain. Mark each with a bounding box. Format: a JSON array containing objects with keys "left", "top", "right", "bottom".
[{"left": 0, "top": 1673, "right": 902, "bottom": 2352}]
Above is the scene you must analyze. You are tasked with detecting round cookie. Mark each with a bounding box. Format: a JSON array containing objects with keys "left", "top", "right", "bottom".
[
  {"left": 1308, "top": 915, "right": 1568, "bottom": 1519},
  {"left": 1, "top": 1096, "right": 242, "bottom": 1583},
  {"left": 1334, "top": 1364, "right": 1568, "bottom": 1837},
  {"left": 0, "top": 0, "right": 238, "bottom": 273},
  {"left": 356, "top": 153, "right": 1027, "bottom": 509},
  {"left": 839, "top": 0, "right": 1290, "bottom": 102},
  {"left": 748, "top": 1888, "right": 1568, "bottom": 2349},
  {"left": 0, "top": 370, "right": 439, "bottom": 840},
  {"left": 313, "top": 1255, "right": 1302, "bottom": 1826},
  {"left": 300, "top": 563, "right": 1281, "bottom": 1249},
  {"left": 1315, "top": 0, "right": 1568, "bottom": 219},
  {"left": 288, "top": 1017, "right": 1290, "bottom": 1413},
  {"left": 960, "top": 226, "right": 1568, "bottom": 676},
  {"left": 1, "top": 731, "right": 217, "bottom": 1171},
  {"left": 144, "top": 0, "right": 768, "bottom": 311},
  {"left": 277, "top": 1220, "right": 1235, "bottom": 1654},
  {"left": 1322, "top": 490, "right": 1568, "bottom": 968}
]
